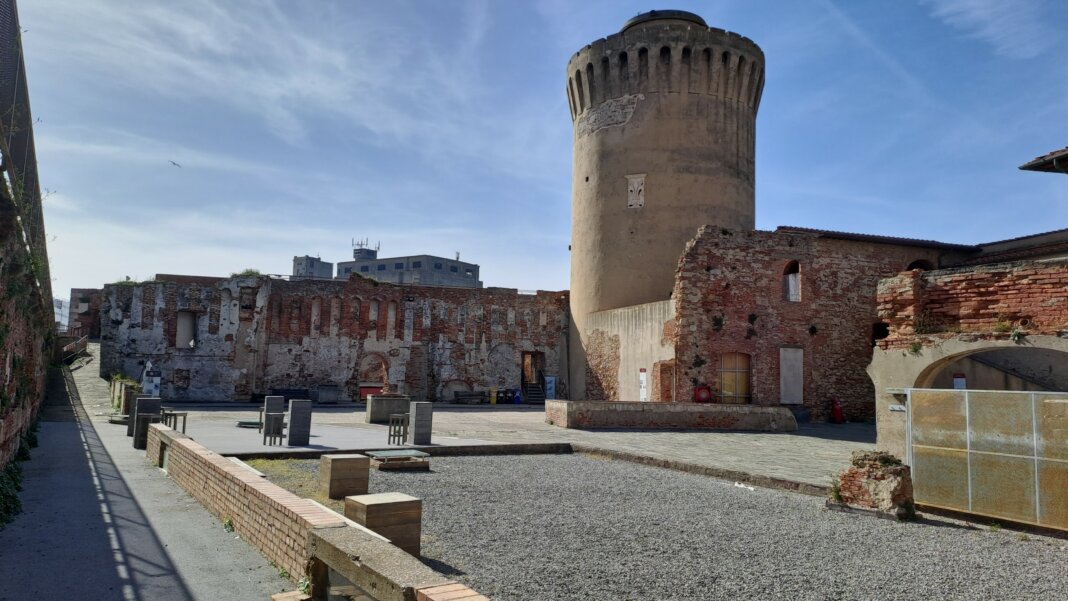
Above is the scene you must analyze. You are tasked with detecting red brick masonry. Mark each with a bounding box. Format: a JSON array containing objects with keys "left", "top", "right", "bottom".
[
  {"left": 545, "top": 400, "right": 797, "bottom": 431},
  {"left": 146, "top": 424, "right": 346, "bottom": 580},
  {"left": 877, "top": 259, "right": 1068, "bottom": 349}
]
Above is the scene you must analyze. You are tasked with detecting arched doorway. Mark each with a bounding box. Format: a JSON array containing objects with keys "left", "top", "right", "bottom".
[
  {"left": 918, "top": 347, "right": 1068, "bottom": 392},
  {"left": 357, "top": 353, "right": 389, "bottom": 400}
]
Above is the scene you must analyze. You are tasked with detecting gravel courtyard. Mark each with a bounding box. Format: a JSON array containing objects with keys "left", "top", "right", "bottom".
[{"left": 258, "top": 454, "right": 1067, "bottom": 601}]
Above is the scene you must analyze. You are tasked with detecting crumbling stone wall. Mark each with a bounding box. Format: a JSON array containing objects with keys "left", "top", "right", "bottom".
[
  {"left": 584, "top": 329, "right": 620, "bottom": 401},
  {"left": 101, "top": 275, "right": 569, "bottom": 402},
  {"left": 0, "top": 201, "right": 50, "bottom": 470},
  {"left": 673, "top": 227, "right": 943, "bottom": 420},
  {"left": 835, "top": 451, "right": 915, "bottom": 519},
  {"left": 67, "top": 287, "right": 102, "bottom": 338},
  {"left": 876, "top": 258, "right": 1068, "bottom": 350}
]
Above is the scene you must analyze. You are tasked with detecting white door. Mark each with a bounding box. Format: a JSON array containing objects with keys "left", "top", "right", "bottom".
[{"left": 779, "top": 347, "right": 804, "bottom": 405}]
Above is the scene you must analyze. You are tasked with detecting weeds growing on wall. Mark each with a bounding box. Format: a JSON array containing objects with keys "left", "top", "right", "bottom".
[
  {"left": 0, "top": 418, "right": 39, "bottom": 529},
  {"left": 0, "top": 460, "right": 24, "bottom": 528}
]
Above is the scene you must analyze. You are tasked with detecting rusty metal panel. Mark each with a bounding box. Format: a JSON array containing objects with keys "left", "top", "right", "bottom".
[
  {"left": 1035, "top": 393, "right": 1068, "bottom": 461},
  {"left": 911, "top": 390, "right": 966, "bottom": 449},
  {"left": 968, "top": 391, "right": 1034, "bottom": 456},
  {"left": 912, "top": 446, "right": 969, "bottom": 510},
  {"left": 969, "top": 453, "right": 1037, "bottom": 524},
  {"left": 1038, "top": 459, "right": 1068, "bottom": 529}
]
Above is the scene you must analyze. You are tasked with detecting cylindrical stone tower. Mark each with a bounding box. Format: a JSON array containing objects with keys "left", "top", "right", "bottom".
[{"left": 567, "top": 10, "right": 764, "bottom": 398}]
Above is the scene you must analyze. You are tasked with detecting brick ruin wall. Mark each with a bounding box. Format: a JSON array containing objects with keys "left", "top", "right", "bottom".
[
  {"left": 0, "top": 203, "right": 50, "bottom": 470},
  {"left": 584, "top": 329, "right": 620, "bottom": 401},
  {"left": 672, "top": 227, "right": 943, "bottom": 421},
  {"left": 100, "top": 276, "right": 569, "bottom": 402},
  {"left": 876, "top": 258, "right": 1068, "bottom": 350},
  {"left": 67, "top": 287, "right": 102, "bottom": 338}
]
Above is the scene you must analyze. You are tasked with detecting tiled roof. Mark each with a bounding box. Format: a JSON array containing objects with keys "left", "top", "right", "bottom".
[
  {"left": 1019, "top": 146, "right": 1068, "bottom": 173},
  {"left": 774, "top": 226, "right": 978, "bottom": 250}
]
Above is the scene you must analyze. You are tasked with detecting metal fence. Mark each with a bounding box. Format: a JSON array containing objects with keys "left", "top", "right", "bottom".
[{"left": 907, "top": 388, "right": 1068, "bottom": 530}]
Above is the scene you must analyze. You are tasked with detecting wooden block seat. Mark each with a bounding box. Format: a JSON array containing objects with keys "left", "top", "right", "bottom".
[{"left": 344, "top": 492, "right": 422, "bottom": 555}]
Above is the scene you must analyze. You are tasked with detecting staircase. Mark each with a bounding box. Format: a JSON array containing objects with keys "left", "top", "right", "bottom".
[{"left": 521, "top": 382, "right": 546, "bottom": 404}]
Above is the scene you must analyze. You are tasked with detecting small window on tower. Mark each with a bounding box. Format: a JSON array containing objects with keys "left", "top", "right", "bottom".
[{"left": 626, "top": 174, "right": 646, "bottom": 208}]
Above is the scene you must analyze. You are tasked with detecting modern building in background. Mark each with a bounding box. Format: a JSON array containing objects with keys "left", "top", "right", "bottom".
[
  {"left": 292, "top": 255, "right": 333, "bottom": 279},
  {"left": 336, "top": 243, "right": 482, "bottom": 288}
]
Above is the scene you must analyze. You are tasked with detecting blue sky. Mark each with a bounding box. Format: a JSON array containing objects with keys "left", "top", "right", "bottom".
[{"left": 22, "top": 0, "right": 1068, "bottom": 298}]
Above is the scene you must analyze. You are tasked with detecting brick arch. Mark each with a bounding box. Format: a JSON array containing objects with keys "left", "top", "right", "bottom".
[{"left": 358, "top": 352, "right": 389, "bottom": 385}]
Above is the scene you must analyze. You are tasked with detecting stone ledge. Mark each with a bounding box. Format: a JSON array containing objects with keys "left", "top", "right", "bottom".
[{"left": 546, "top": 400, "right": 798, "bottom": 432}]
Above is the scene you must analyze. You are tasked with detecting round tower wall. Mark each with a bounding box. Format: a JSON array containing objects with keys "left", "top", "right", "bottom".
[{"left": 567, "top": 16, "right": 764, "bottom": 399}]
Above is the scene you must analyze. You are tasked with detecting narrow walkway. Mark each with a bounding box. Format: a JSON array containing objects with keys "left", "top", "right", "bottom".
[{"left": 0, "top": 360, "right": 290, "bottom": 601}]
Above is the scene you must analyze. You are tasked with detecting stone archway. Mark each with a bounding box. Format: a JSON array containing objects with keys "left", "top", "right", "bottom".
[
  {"left": 869, "top": 335, "right": 1068, "bottom": 458},
  {"left": 358, "top": 352, "right": 390, "bottom": 393}
]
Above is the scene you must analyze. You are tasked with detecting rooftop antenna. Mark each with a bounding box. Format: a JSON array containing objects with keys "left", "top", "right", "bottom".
[{"left": 455, "top": 251, "right": 461, "bottom": 261}]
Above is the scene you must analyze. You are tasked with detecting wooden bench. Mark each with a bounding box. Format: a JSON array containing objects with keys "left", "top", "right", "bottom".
[{"left": 366, "top": 449, "right": 430, "bottom": 471}]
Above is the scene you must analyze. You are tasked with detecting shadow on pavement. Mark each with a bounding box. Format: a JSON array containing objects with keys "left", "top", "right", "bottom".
[{"left": 0, "top": 368, "right": 196, "bottom": 601}]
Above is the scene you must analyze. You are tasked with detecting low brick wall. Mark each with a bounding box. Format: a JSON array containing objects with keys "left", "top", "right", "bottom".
[
  {"left": 146, "top": 424, "right": 347, "bottom": 580},
  {"left": 545, "top": 400, "right": 797, "bottom": 431},
  {"left": 145, "top": 425, "right": 493, "bottom": 600}
]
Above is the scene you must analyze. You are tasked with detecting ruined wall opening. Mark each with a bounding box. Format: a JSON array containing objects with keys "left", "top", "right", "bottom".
[
  {"left": 907, "top": 259, "right": 934, "bottom": 271},
  {"left": 871, "top": 322, "right": 890, "bottom": 346},
  {"left": 783, "top": 261, "right": 801, "bottom": 302},
  {"left": 175, "top": 311, "right": 196, "bottom": 348}
]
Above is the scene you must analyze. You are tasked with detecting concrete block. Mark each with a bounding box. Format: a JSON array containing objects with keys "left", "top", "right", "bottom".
[
  {"left": 366, "top": 395, "right": 411, "bottom": 424},
  {"left": 126, "top": 395, "right": 159, "bottom": 436},
  {"left": 287, "top": 399, "right": 312, "bottom": 446},
  {"left": 406, "top": 402, "right": 432, "bottom": 445},
  {"left": 319, "top": 454, "right": 370, "bottom": 499}
]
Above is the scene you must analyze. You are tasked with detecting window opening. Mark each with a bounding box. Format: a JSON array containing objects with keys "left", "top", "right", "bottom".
[{"left": 783, "top": 261, "right": 801, "bottom": 302}]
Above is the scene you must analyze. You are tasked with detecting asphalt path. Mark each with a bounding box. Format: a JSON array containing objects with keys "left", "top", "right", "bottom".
[{"left": 0, "top": 366, "right": 291, "bottom": 601}]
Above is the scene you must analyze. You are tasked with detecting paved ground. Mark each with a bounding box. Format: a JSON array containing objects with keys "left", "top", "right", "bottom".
[
  {"left": 157, "top": 402, "right": 871, "bottom": 488},
  {"left": 0, "top": 362, "right": 291, "bottom": 601}
]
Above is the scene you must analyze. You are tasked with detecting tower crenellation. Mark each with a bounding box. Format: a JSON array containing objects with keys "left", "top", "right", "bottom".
[{"left": 566, "top": 20, "right": 764, "bottom": 121}]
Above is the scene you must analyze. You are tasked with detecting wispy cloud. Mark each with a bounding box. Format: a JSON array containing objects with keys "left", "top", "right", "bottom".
[
  {"left": 921, "top": 0, "right": 1055, "bottom": 59},
  {"left": 814, "top": 0, "right": 932, "bottom": 103},
  {"left": 37, "top": 128, "right": 272, "bottom": 175}
]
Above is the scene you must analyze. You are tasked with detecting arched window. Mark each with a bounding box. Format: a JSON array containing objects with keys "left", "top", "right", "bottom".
[
  {"left": 783, "top": 261, "right": 801, "bottom": 302},
  {"left": 720, "top": 352, "right": 751, "bottom": 403},
  {"left": 907, "top": 259, "right": 934, "bottom": 271}
]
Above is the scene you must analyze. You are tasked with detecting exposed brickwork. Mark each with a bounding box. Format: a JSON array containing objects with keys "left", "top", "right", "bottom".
[
  {"left": 100, "top": 276, "right": 569, "bottom": 402},
  {"left": 650, "top": 359, "right": 675, "bottom": 402},
  {"left": 877, "top": 259, "right": 1068, "bottom": 350},
  {"left": 836, "top": 451, "right": 914, "bottom": 519},
  {"left": 67, "top": 288, "right": 102, "bottom": 338},
  {"left": 584, "top": 329, "right": 619, "bottom": 401},
  {"left": 415, "top": 582, "right": 489, "bottom": 601},
  {"left": 672, "top": 227, "right": 943, "bottom": 421},
  {"left": 0, "top": 204, "right": 50, "bottom": 470},
  {"left": 545, "top": 399, "right": 797, "bottom": 431},
  {"left": 146, "top": 424, "right": 346, "bottom": 581}
]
